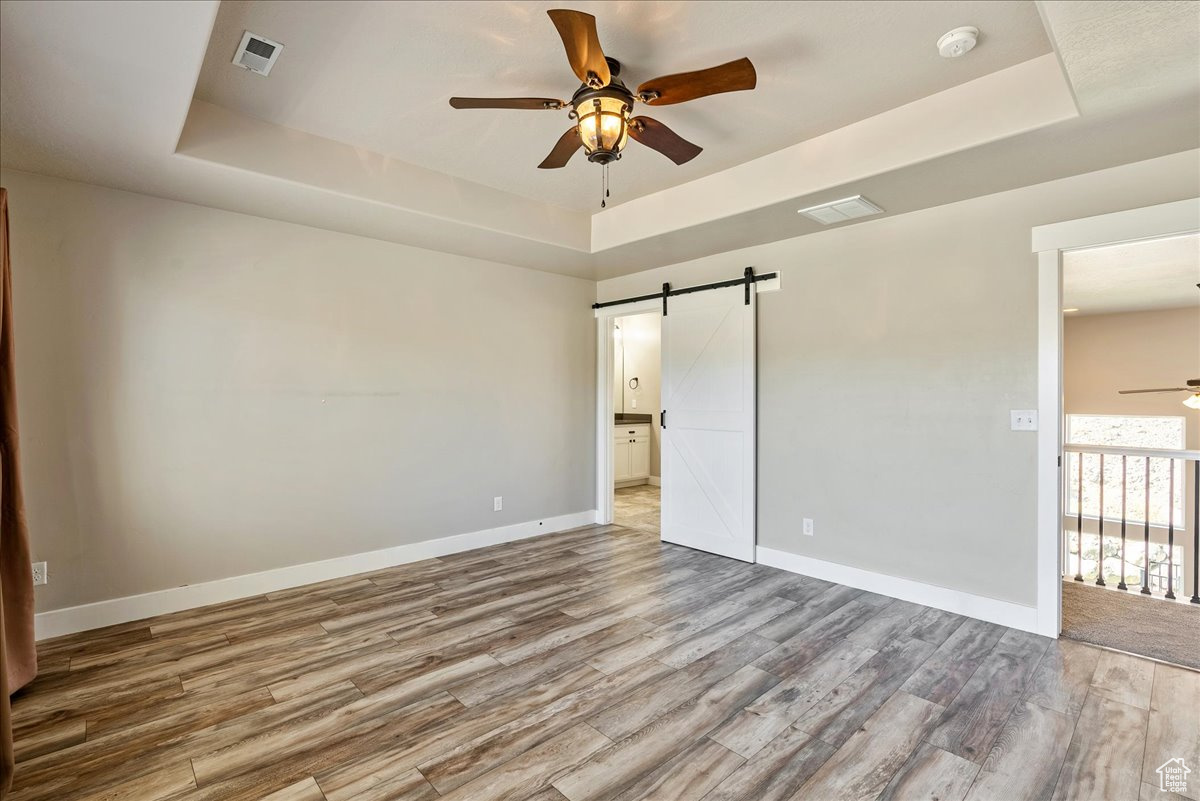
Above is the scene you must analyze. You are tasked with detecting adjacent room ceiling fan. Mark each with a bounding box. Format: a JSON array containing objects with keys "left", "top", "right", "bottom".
[
  {"left": 1119, "top": 378, "right": 1200, "bottom": 409},
  {"left": 448, "top": 8, "right": 756, "bottom": 197}
]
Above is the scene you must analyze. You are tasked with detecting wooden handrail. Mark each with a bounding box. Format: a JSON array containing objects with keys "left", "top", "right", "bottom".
[{"left": 1064, "top": 444, "right": 1200, "bottom": 461}]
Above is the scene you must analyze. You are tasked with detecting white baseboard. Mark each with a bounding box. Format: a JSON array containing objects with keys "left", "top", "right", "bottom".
[
  {"left": 756, "top": 546, "right": 1042, "bottom": 635},
  {"left": 614, "top": 476, "right": 660, "bottom": 489},
  {"left": 34, "top": 510, "right": 598, "bottom": 641}
]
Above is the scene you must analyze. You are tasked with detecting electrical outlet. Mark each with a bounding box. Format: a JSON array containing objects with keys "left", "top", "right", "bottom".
[
  {"left": 802, "top": 518, "right": 814, "bottom": 537},
  {"left": 493, "top": 496, "right": 503, "bottom": 512},
  {"left": 32, "top": 561, "right": 47, "bottom": 586}
]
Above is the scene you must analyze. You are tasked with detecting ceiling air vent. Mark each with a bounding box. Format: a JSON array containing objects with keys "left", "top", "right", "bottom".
[
  {"left": 232, "top": 31, "right": 283, "bottom": 76},
  {"left": 797, "top": 195, "right": 884, "bottom": 225}
]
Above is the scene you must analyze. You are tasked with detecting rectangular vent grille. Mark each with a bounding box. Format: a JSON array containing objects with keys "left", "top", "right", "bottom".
[
  {"left": 797, "top": 195, "right": 884, "bottom": 225},
  {"left": 233, "top": 31, "right": 283, "bottom": 76}
]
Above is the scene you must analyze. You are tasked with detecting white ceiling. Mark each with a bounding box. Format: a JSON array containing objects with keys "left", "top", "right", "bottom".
[
  {"left": 2, "top": 1, "right": 1198, "bottom": 280},
  {"left": 1064, "top": 233, "right": 1200, "bottom": 315},
  {"left": 195, "top": 0, "right": 1051, "bottom": 211},
  {"left": 1039, "top": 0, "right": 1200, "bottom": 113}
]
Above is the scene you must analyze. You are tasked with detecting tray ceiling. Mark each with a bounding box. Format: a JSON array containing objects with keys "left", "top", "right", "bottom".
[
  {"left": 3, "top": 1, "right": 1197, "bottom": 280},
  {"left": 194, "top": 0, "right": 1052, "bottom": 212}
]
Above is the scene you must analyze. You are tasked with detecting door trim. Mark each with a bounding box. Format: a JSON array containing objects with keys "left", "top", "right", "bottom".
[{"left": 594, "top": 299, "right": 661, "bottom": 526}]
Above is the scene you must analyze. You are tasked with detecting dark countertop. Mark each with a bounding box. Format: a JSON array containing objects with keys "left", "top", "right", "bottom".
[{"left": 615, "top": 413, "right": 652, "bottom": 424}]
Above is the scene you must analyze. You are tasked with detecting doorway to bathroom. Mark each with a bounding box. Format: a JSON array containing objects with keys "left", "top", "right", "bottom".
[
  {"left": 595, "top": 271, "right": 765, "bottom": 561},
  {"left": 612, "top": 313, "right": 661, "bottom": 535}
]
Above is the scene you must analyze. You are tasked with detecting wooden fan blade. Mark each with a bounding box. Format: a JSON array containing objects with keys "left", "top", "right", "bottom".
[
  {"left": 449, "top": 97, "right": 564, "bottom": 110},
  {"left": 1118, "top": 388, "right": 1191, "bottom": 394},
  {"left": 637, "top": 57, "right": 757, "bottom": 105},
  {"left": 547, "top": 9, "right": 610, "bottom": 88},
  {"left": 538, "top": 127, "right": 582, "bottom": 169},
  {"left": 628, "top": 116, "right": 702, "bottom": 165}
]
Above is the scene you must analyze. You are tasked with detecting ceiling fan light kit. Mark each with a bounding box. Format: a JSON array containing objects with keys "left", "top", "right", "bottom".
[
  {"left": 570, "top": 61, "right": 634, "bottom": 166},
  {"left": 448, "top": 8, "right": 757, "bottom": 207}
]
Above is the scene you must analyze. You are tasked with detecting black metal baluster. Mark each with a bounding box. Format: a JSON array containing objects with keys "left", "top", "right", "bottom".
[
  {"left": 1191, "top": 460, "right": 1198, "bottom": 604},
  {"left": 1118, "top": 454, "right": 1128, "bottom": 590},
  {"left": 1075, "top": 452, "right": 1084, "bottom": 582},
  {"left": 1166, "top": 458, "right": 1176, "bottom": 600},
  {"left": 1141, "top": 457, "right": 1152, "bottom": 595},
  {"left": 1096, "top": 454, "right": 1106, "bottom": 586}
]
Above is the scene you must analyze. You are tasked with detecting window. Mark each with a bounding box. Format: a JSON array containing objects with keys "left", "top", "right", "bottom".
[
  {"left": 1067, "top": 414, "right": 1185, "bottom": 450},
  {"left": 1067, "top": 414, "right": 1186, "bottom": 525}
]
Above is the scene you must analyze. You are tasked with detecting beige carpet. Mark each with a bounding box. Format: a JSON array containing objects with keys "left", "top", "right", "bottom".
[{"left": 1061, "top": 581, "right": 1200, "bottom": 669}]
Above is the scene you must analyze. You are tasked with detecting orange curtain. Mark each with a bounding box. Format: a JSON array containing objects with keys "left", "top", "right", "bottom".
[{"left": 0, "top": 187, "right": 37, "bottom": 795}]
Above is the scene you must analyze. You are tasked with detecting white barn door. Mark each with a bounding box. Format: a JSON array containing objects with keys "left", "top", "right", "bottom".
[{"left": 660, "top": 284, "right": 756, "bottom": 562}]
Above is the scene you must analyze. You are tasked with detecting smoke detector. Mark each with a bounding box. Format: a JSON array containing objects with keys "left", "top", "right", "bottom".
[
  {"left": 232, "top": 31, "right": 283, "bottom": 76},
  {"left": 797, "top": 195, "right": 884, "bottom": 225},
  {"left": 937, "top": 27, "right": 979, "bottom": 58}
]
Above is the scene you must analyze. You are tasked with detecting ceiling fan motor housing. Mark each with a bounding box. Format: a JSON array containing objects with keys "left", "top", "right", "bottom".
[{"left": 448, "top": 10, "right": 754, "bottom": 172}]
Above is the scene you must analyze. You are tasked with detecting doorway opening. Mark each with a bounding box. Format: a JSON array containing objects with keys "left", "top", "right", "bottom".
[
  {"left": 612, "top": 313, "right": 661, "bottom": 536},
  {"left": 1033, "top": 198, "right": 1198, "bottom": 642},
  {"left": 1058, "top": 232, "right": 1199, "bottom": 667},
  {"left": 595, "top": 274, "right": 764, "bottom": 562}
]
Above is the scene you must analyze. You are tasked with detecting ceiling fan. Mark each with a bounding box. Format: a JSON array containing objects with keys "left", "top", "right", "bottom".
[
  {"left": 448, "top": 8, "right": 756, "bottom": 190},
  {"left": 1119, "top": 378, "right": 1200, "bottom": 409}
]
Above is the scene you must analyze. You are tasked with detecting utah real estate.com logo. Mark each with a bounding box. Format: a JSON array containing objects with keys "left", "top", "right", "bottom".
[{"left": 1157, "top": 758, "right": 1191, "bottom": 794}]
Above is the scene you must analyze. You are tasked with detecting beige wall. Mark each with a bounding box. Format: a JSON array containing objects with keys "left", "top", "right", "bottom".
[
  {"left": 6, "top": 148, "right": 1198, "bottom": 616},
  {"left": 1064, "top": 307, "right": 1200, "bottom": 451},
  {"left": 614, "top": 313, "right": 661, "bottom": 478},
  {"left": 2, "top": 169, "right": 596, "bottom": 614},
  {"left": 597, "top": 150, "right": 1199, "bottom": 607}
]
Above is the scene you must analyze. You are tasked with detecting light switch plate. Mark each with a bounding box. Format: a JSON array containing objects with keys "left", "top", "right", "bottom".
[
  {"left": 1010, "top": 410, "right": 1038, "bottom": 431},
  {"left": 493, "top": 496, "right": 503, "bottom": 512}
]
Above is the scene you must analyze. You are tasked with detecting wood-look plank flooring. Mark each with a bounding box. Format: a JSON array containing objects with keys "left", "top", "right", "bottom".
[
  {"left": 613, "top": 485, "right": 659, "bottom": 536},
  {"left": 13, "top": 523, "right": 1200, "bottom": 801}
]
